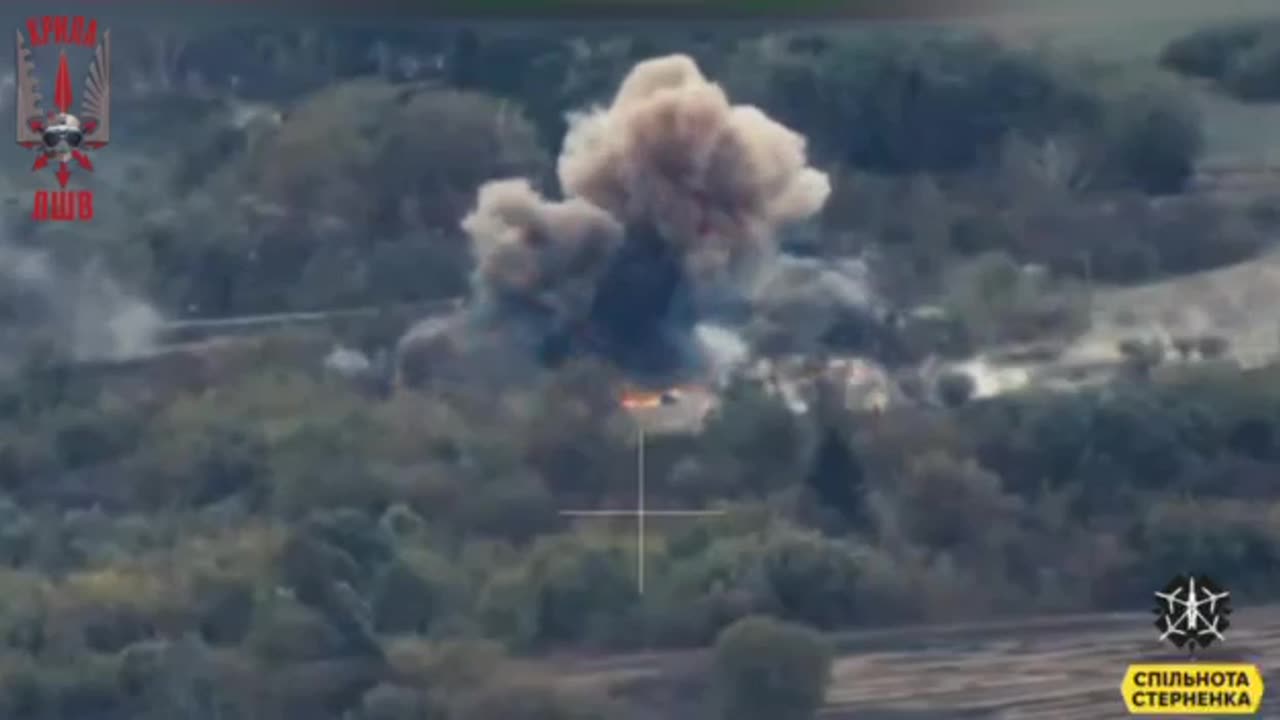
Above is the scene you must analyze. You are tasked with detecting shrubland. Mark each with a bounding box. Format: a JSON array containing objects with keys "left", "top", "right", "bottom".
[{"left": 1, "top": 22, "right": 1278, "bottom": 720}]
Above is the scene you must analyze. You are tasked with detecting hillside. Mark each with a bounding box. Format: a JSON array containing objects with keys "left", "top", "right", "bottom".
[{"left": 6, "top": 12, "right": 1280, "bottom": 720}]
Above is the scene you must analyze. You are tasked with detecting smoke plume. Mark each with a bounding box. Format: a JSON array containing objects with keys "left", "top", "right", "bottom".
[
  {"left": 402, "top": 54, "right": 832, "bottom": 384},
  {"left": 0, "top": 238, "right": 161, "bottom": 374},
  {"left": 747, "top": 255, "right": 888, "bottom": 354}
]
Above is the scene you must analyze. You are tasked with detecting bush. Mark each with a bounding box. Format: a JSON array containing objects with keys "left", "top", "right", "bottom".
[
  {"left": 1133, "top": 499, "right": 1280, "bottom": 599},
  {"left": 371, "top": 548, "right": 468, "bottom": 635},
  {"left": 712, "top": 615, "right": 833, "bottom": 720},
  {"left": 888, "top": 452, "right": 1025, "bottom": 556},
  {"left": 644, "top": 525, "right": 868, "bottom": 646},
  {"left": 523, "top": 536, "right": 637, "bottom": 646},
  {"left": 758, "top": 531, "right": 863, "bottom": 629},
  {"left": 245, "top": 592, "right": 347, "bottom": 664}
]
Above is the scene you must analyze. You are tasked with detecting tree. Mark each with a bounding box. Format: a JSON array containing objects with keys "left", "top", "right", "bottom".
[
  {"left": 729, "top": 31, "right": 1202, "bottom": 192},
  {"left": 1096, "top": 84, "right": 1203, "bottom": 194},
  {"left": 803, "top": 426, "right": 866, "bottom": 525},
  {"left": 760, "top": 531, "right": 864, "bottom": 628},
  {"left": 713, "top": 616, "right": 832, "bottom": 720}
]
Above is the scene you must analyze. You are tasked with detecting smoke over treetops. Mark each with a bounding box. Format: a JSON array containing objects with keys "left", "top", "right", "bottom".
[
  {"left": 401, "top": 54, "right": 834, "bottom": 386},
  {"left": 0, "top": 238, "right": 161, "bottom": 374}
]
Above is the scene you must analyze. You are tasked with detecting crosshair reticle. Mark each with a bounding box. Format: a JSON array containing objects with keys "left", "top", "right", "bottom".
[{"left": 559, "top": 426, "right": 723, "bottom": 594}]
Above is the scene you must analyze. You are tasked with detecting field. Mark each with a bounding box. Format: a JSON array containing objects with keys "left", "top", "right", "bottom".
[{"left": 556, "top": 606, "right": 1280, "bottom": 719}]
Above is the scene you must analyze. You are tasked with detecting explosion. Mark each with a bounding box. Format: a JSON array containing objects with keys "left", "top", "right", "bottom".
[{"left": 400, "top": 53, "right": 832, "bottom": 387}]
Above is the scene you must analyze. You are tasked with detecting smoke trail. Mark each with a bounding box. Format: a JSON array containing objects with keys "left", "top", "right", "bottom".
[{"left": 403, "top": 54, "right": 832, "bottom": 385}]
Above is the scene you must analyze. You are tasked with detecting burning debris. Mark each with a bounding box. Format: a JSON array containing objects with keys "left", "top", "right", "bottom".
[
  {"left": 619, "top": 383, "right": 720, "bottom": 434},
  {"left": 398, "top": 53, "right": 832, "bottom": 389}
]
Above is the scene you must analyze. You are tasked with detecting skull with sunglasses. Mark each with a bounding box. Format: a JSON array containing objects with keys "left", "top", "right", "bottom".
[{"left": 39, "top": 113, "right": 84, "bottom": 162}]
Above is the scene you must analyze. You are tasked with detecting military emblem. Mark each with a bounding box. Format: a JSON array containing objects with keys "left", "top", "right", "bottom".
[{"left": 16, "top": 28, "right": 109, "bottom": 188}]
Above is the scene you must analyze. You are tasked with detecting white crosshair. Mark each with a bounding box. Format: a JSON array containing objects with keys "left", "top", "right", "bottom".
[{"left": 560, "top": 427, "right": 724, "bottom": 594}]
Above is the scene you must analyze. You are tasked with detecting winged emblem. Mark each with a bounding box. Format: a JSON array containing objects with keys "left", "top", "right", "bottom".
[{"left": 15, "top": 29, "right": 109, "bottom": 188}]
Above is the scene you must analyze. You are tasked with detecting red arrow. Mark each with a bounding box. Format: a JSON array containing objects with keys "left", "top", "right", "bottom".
[
  {"left": 31, "top": 155, "right": 49, "bottom": 171},
  {"left": 54, "top": 51, "right": 72, "bottom": 114},
  {"left": 71, "top": 151, "right": 93, "bottom": 172},
  {"left": 56, "top": 162, "right": 70, "bottom": 188}
]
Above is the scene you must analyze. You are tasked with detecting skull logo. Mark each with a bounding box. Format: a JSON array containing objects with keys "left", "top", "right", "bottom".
[{"left": 40, "top": 112, "right": 84, "bottom": 162}]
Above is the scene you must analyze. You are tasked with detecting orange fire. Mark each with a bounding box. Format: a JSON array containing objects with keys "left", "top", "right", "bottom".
[
  {"left": 619, "top": 385, "right": 705, "bottom": 410},
  {"left": 620, "top": 389, "right": 666, "bottom": 410}
]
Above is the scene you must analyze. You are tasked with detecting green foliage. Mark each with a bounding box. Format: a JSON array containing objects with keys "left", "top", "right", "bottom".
[
  {"left": 246, "top": 591, "right": 349, "bottom": 663},
  {"left": 692, "top": 382, "right": 811, "bottom": 497},
  {"left": 712, "top": 615, "right": 832, "bottom": 720},
  {"left": 8, "top": 334, "right": 1280, "bottom": 720},
  {"left": 1095, "top": 81, "right": 1204, "bottom": 195},
  {"left": 12, "top": 20, "right": 1280, "bottom": 720},
  {"left": 730, "top": 32, "right": 1202, "bottom": 192},
  {"left": 757, "top": 531, "right": 863, "bottom": 629},
  {"left": 479, "top": 536, "right": 637, "bottom": 648},
  {"left": 141, "top": 78, "right": 547, "bottom": 317},
  {"left": 251, "top": 80, "right": 547, "bottom": 231},
  {"left": 1137, "top": 499, "right": 1280, "bottom": 595},
  {"left": 371, "top": 548, "right": 467, "bottom": 635},
  {"left": 728, "top": 33, "right": 1087, "bottom": 173},
  {"left": 942, "top": 252, "right": 1088, "bottom": 346},
  {"left": 644, "top": 524, "right": 868, "bottom": 645}
]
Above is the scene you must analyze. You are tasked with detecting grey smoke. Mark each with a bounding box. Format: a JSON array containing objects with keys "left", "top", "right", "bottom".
[
  {"left": 0, "top": 238, "right": 161, "bottom": 372},
  {"left": 747, "top": 255, "right": 886, "bottom": 354}
]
